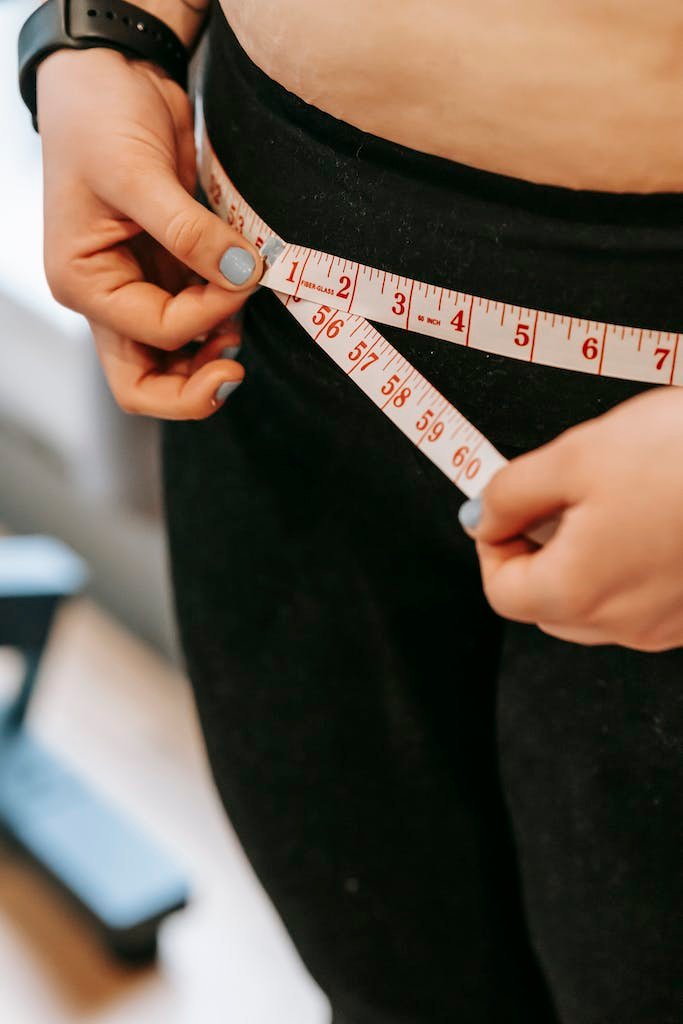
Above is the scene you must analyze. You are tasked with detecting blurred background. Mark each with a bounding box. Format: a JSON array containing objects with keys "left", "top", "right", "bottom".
[{"left": 0, "top": 2, "right": 327, "bottom": 1020}]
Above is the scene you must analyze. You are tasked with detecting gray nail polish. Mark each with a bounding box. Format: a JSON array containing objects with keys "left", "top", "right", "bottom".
[
  {"left": 458, "top": 497, "right": 482, "bottom": 531},
  {"left": 215, "top": 380, "right": 241, "bottom": 403},
  {"left": 221, "top": 345, "right": 241, "bottom": 360},
  {"left": 219, "top": 246, "right": 256, "bottom": 286}
]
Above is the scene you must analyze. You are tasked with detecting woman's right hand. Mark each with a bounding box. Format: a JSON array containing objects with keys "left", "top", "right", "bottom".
[{"left": 37, "top": 47, "right": 264, "bottom": 419}]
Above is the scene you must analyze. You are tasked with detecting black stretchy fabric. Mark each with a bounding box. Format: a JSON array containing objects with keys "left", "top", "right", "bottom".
[{"left": 162, "top": 9, "right": 683, "bottom": 1023}]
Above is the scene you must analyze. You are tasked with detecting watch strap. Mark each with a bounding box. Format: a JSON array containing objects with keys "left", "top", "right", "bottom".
[{"left": 18, "top": 0, "right": 189, "bottom": 130}]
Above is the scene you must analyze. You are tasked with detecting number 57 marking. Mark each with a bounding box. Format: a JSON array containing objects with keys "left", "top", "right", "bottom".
[{"left": 654, "top": 347, "right": 670, "bottom": 371}]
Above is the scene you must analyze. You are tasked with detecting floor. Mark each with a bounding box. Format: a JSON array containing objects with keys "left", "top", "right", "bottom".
[{"left": 0, "top": 598, "right": 329, "bottom": 1024}]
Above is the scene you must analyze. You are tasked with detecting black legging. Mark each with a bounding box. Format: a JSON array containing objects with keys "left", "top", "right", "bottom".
[{"left": 162, "top": 8, "right": 683, "bottom": 1022}]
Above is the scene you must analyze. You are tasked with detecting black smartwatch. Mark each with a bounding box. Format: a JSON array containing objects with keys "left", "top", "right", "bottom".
[{"left": 18, "top": 0, "right": 190, "bottom": 130}]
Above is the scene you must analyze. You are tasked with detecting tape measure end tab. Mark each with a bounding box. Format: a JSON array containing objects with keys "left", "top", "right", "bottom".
[{"left": 261, "top": 236, "right": 286, "bottom": 268}]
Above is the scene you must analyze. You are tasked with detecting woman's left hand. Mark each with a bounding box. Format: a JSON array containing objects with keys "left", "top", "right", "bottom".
[{"left": 460, "top": 386, "right": 683, "bottom": 651}]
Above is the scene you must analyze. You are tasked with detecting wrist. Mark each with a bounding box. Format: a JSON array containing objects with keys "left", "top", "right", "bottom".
[{"left": 18, "top": 0, "right": 194, "bottom": 128}]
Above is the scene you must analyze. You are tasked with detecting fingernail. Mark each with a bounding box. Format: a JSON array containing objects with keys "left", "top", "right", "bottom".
[
  {"left": 214, "top": 379, "right": 241, "bottom": 403},
  {"left": 219, "top": 246, "right": 256, "bottom": 286},
  {"left": 221, "top": 345, "right": 241, "bottom": 360},
  {"left": 458, "top": 497, "right": 482, "bottom": 531}
]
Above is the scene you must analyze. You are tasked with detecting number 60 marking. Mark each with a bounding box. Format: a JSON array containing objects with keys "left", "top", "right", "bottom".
[{"left": 452, "top": 445, "right": 481, "bottom": 479}]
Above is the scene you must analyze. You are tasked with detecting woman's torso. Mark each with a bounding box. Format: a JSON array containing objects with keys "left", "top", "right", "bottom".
[{"left": 219, "top": 0, "right": 682, "bottom": 193}]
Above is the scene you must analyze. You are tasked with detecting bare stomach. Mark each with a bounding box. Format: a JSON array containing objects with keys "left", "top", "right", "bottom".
[{"left": 218, "top": 0, "right": 682, "bottom": 193}]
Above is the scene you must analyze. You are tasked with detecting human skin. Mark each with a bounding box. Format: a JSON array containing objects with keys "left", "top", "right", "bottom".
[
  {"left": 223, "top": 0, "right": 683, "bottom": 193},
  {"left": 35, "top": 1, "right": 683, "bottom": 649},
  {"left": 38, "top": 43, "right": 263, "bottom": 419},
  {"left": 461, "top": 387, "right": 683, "bottom": 651}
]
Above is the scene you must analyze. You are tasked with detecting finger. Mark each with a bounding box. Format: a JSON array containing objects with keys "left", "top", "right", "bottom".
[
  {"left": 112, "top": 167, "right": 264, "bottom": 292},
  {"left": 192, "top": 328, "right": 242, "bottom": 368},
  {"left": 190, "top": 312, "right": 242, "bottom": 345},
  {"left": 44, "top": 182, "right": 256, "bottom": 348},
  {"left": 92, "top": 325, "right": 245, "bottom": 420},
  {"left": 72, "top": 247, "right": 255, "bottom": 350},
  {"left": 475, "top": 536, "right": 542, "bottom": 623},
  {"left": 475, "top": 503, "right": 598, "bottom": 624},
  {"left": 535, "top": 621, "right": 610, "bottom": 646},
  {"left": 467, "top": 434, "right": 581, "bottom": 544},
  {"left": 171, "top": 328, "right": 242, "bottom": 375}
]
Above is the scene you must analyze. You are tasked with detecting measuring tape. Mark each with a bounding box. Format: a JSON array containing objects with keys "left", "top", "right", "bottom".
[{"left": 196, "top": 102, "right": 680, "bottom": 545}]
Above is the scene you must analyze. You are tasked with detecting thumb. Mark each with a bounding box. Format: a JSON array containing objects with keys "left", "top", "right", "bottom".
[
  {"left": 459, "top": 439, "right": 574, "bottom": 543},
  {"left": 121, "top": 167, "right": 264, "bottom": 292}
]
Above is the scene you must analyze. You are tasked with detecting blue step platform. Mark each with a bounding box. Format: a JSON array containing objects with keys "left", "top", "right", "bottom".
[{"left": 0, "top": 535, "right": 189, "bottom": 961}]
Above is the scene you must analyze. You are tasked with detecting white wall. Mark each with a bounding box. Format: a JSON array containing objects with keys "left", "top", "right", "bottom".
[{"left": 0, "top": 0, "right": 175, "bottom": 655}]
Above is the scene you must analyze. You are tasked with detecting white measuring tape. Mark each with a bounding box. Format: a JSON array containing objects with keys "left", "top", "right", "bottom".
[{"left": 196, "top": 101, "right": 680, "bottom": 544}]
